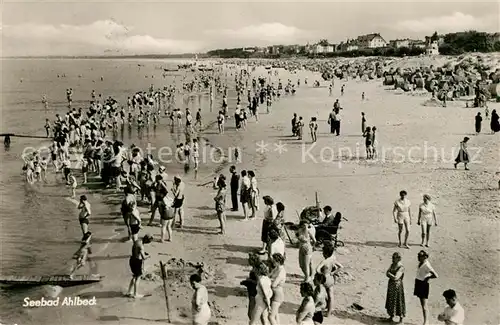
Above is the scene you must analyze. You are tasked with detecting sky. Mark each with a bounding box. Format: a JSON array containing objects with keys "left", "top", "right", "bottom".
[{"left": 1, "top": 0, "right": 499, "bottom": 56}]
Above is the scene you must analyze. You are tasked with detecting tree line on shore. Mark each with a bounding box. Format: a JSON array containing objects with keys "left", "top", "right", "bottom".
[{"left": 206, "top": 31, "right": 500, "bottom": 59}]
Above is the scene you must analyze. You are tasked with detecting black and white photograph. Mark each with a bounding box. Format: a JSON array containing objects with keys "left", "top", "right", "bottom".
[{"left": 0, "top": 1, "right": 499, "bottom": 324}]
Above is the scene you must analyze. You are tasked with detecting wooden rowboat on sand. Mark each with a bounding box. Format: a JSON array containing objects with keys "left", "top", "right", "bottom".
[{"left": 0, "top": 274, "right": 103, "bottom": 287}]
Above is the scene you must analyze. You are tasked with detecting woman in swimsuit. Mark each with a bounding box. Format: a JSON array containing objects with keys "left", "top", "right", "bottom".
[
  {"left": 296, "top": 282, "right": 315, "bottom": 325},
  {"left": 417, "top": 195, "right": 437, "bottom": 248},
  {"left": 392, "top": 190, "right": 412, "bottom": 248},
  {"left": 269, "top": 253, "right": 286, "bottom": 325}
]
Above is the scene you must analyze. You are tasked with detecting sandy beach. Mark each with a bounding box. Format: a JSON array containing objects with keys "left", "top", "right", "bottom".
[{"left": 2, "top": 57, "right": 499, "bottom": 325}]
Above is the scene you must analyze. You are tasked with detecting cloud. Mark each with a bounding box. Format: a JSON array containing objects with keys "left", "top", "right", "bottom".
[
  {"left": 205, "top": 23, "right": 312, "bottom": 46},
  {"left": 1, "top": 20, "right": 203, "bottom": 56},
  {"left": 392, "top": 12, "right": 496, "bottom": 34}
]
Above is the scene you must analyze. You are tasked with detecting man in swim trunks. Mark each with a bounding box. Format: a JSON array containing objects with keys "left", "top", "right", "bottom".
[{"left": 126, "top": 234, "right": 153, "bottom": 298}]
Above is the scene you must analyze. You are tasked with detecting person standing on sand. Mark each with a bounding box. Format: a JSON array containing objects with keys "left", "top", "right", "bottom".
[
  {"left": 309, "top": 117, "right": 318, "bottom": 143},
  {"left": 417, "top": 195, "right": 437, "bottom": 248},
  {"left": 192, "top": 139, "right": 200, "bottom": 179},
  {"left": 122, "top": 187, "right": 136, "bottom": 240},
  {"left": 273, "top": 202, "right": 286, "bottom": 239},
  {"left": 315, "top": 243, "right": 343, "bottom": 317},
  {"left": 240, "top": 170, "right": 251, "bottom": 220},
  {"left": 68, "top": 237, "right": 93, "bottom": 279},
  {"left": 327, "top": 109, "right": 336, "bottom": 134},
  {"left": 214, "top": 177, "right": 227, "bottom": 235},
  {"left": 475, "top": 112, "right": 482, "bottom": 134},
  {"left": 45, "top": 119, "right": 51, "bottom": 137},
  {"left": 297, "top": 117, "right": 304, "bottom": 140},
  {"left": 453, "top": 137, "right": 470, "bottom": 170},
  {"left": 292, "top": 113, "right": 298, "bottom": 137},
  {"left": 172, "top": 176, "right": 186, "bottom": 228},
  {"left": 363, "top": 127, "right": 374, "bottom": 159},
  {"left": 437, "top": 289, "right": 464, "bottom": 325},
  {"left": 385, "top": 252, "right": 406, "bottom": 323},
  {"left": 393, "top": 190, "right": 412, "bottom": 248},
  {"left": 333, "top": 109, "right": 341, "bottom": 136},
  {"left": 241, "top": 253, "right": 259, "bottom": 320},
  {"left": 250, "top": 262, "right": 272, "bottom": 325},
  {"left": 269, "top": 253, "right": 286, "bottom": 325},
  {"left": 414, "top": 250, "right": 438, "bottom": 325},
  {"left": 159, "top": 196, "right": 174, "bottom": 242},
  {"left": 230, "top": 166, "right": 240, "bottom": 211},
  {"left": 297, "top": 220, "right": 316, "bottom": 282},
  {"left": 312, "top": 273, "right": 327, "bottom": 324},
  {"left": 129, "top": 201, "right": 142, "bottom": 242},
  {"left": 296, "top": 282, "right": 316, "bottom": 325},
  {"left": 68, "top": 171, "right": 78, "bottom": 198},
  {"left": 217, "top": 110, "right": 225, "bottom": 134},
  {"left": 190, "top": 273, "right": 212, "bottom": 325},
  {"left": 490, "top": 109, "right": 500, "bottom": 133},
  {"left": 148, "top": 174, "right": 168, "bottom": 226},
  {"left": 126, "top": 234, "right": 153, "bottom": 298}
]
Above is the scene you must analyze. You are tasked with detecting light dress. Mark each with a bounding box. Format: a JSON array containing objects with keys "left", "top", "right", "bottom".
[{"left": 419, "top": 202, "right": 435, "bottom": 226}]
